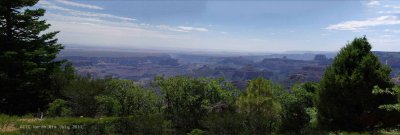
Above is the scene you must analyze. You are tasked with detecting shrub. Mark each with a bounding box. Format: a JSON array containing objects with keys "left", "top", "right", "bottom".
[{"left": 47, "top": 99, "right": 72, "bottom": 117}]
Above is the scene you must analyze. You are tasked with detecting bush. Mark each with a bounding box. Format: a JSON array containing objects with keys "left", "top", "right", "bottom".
[
  {"left": 95, "top": 96, "right": 120, "bottom": 117},
  {"left": 47, "top": 99, "right": 72, "bottom": 117},
  {"left": 112, "top": 114, "right": 173, "bottom": 134},
  {"left": 61, "top": 76, "right": 110, "bottom": 117},
  {"left": 96, "top": 79, "right": 161, "bottom": 117},
  {"left": 155, "top": 76, "right": 237, "bottom": 134},
  {"left": 201, "top": 111, "right": 244, "bottom": 135},
  {"left": 278, "top": 83, "right": 318, "bottom": 134}
]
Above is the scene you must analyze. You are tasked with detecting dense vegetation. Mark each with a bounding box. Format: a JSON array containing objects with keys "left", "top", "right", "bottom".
[
  {"left": 0, "top": 0, "right": 399, "bottom": 134},
  {"left": 0, "top": 0, "right": 64, "bottom": 115},
  {"left": 317, "top": 37, "right": 400, "bottom": 131}
]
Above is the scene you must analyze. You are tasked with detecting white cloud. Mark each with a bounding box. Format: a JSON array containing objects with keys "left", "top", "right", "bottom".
[
  {"left": 157, "top": 25, "right": 209, "bottom": 32},
  {"left": 380, "top": 34, "right": 394, "bottom": 38},
  {"left": 378, "top": 10, "right": 400, "bottom": 14},
  {"left": 36, "top": 0, "right": 231, "bottom": 52},
  {"left": 38, "top": 0, "right": 212, "bottom": 34},
  {"left": 157, "top": 25, "right": 186, "bottom": 32},
  {"left": 45, "top": 13, "right": 180, "bottom": 48},
  {"left": 326, "top": 16, "right": 400, "bottom": 30},
  {"left": 38, "top": 0, "right": 71, "bottom": 11},
  {"left": 68, "top": 10, "right": 136, "bottom": 21},
  {"left": 378, "top": 4, "right": 400, "bottom": 14},
  {"left": 384, "top": 4, "right": 400, "bottom": 9},
  {"left": 38, "top": 0, "right": 135, "bottom": 21},
  {"left": 367, "top": 0, "right": 380, "bottom": 7},
  {"left": 55, "top": 0, "right": 103, "bottom": 10},
  {"left": 384, "top": 29, "right": 400, "bottom": 33},
  {"left": 48, "top": 15, "right": 277, "bottom": 52},
  {"left": 45, "top": 13, "right": 281, "bottom": 52},
  {"left": 177, "top": 26, "right": 209, "bottom": 32}
]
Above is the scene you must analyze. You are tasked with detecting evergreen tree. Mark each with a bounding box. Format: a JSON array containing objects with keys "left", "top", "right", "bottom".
[
  {"left": 0, "top": 0, "right": 64, "bottom": 115},
  {"left": 372, "top": 85, "right": 400, "bottom": 112},
  {"left": 317, "top": 37, "right": 397, "bottom": 131},
  {"left": 371, "top": 85, "right": 400, "bottom": 127}
]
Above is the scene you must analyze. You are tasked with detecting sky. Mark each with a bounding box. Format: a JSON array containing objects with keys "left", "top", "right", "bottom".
[{"left": 35, "top": 0, "right": 400, "bottom": 53}]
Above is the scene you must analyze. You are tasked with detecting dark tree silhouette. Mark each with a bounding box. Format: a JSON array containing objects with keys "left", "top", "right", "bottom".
[{"left": 0, "top": 0, "right": 64, "bottom": 115}]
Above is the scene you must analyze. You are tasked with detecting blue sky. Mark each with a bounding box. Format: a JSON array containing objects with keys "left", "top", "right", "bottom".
[{"left": 36, "top": 0, "right": 400, "bottom": 52}]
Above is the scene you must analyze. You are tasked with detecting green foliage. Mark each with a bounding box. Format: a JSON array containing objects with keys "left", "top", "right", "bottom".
[
  {"left": 372, "top": 85, "right": 400, "bottom": 127},
  {"left": 373, "top": 85, "right": 400, "bottom": 112},
  {"left": 21, "top": 112, "right": 171, "bottom": 134},
  {"left": 94, "top": 95, "right": 120, "bottom": 117},
  {"left": 278, "top": 83, "right": 318, "bottom": 134},
  {"left": 306, "top": 107, "right": 318, "bottom": 129},
  {"left": 2, "top": 114, "right": 397, "bottom": 135},
  {"left": 0, "top": 0, "right": 64, "bottom": 115},
  {"left": 112, "top": 114, "right": 173, "bottom": 135},
  {"left": 155, "top": 76, "right": 236, "bottom": 134},
  {"left": 94, "top": 79, "right": 172, "bottom": 134},
  {"left": 14, "top": 117, "right": 115, "bottom": 126},
  {"left": 61, "top": 76, "right": 110, "bottom": 117},
  {"left": 0, "top": 114, "right": 17, "bottom": 130},
  {"left": 96, "top": 79, "right": 161, "bottom": 117},
  {"left": 236, "top": 77, "right": 282, "bottom": 134},
  {"left": 1, "top": 2, "right": 399, "bottom": 131},
  {"left": 0, "top": 115, "right": 175, "bottom": 135},
  {"left": 50, "top": 62, "right": 76, "bottom": 99},
  {"left": 47, "top": 99, "right": 72, "bottom": 117},
  {"left": 317, "top": 37, "right": 398, "bottom": 131},
  {"left": 200, "top": 111, "right": 244, "bottom": 135},
  {"left": 16, "top": 117, "right": 116, "bottom": 134}
]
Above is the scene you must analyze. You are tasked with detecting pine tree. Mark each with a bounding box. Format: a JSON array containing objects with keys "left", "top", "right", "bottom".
[
  {"left": 0, "top": 0, "right": 64, "bottom": 115},
  {"left": 317, "top": 36, "right": 398, "bottom": 131}
]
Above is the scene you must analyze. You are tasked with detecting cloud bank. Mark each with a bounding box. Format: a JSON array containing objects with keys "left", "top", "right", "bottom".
[{"left": 326, "top": 16, "right": 400, "bottom": 31}]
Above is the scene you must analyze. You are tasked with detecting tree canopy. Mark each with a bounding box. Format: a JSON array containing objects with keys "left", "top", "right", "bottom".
[
  {"left": 236, "top": 77, "right": 282, "bottom": 134},
  {"left": 155, "top": 76, "right": 236, "bottom": 134},
  {"left": 0, "top": 0, "right": 64, "bottom": 115},
  {"left": 317, "top": 36, "right": 398, "bottom": 131}
]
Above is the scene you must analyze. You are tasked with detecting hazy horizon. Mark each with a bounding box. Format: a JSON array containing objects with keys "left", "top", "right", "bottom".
[{"left": 63, "top": 44, "right": 341, "bottom": 55}]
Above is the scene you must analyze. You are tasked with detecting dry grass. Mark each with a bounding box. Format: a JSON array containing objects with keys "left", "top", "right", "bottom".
[{"left": 0, "top": 123, "right": 17, "bottom": 132}]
